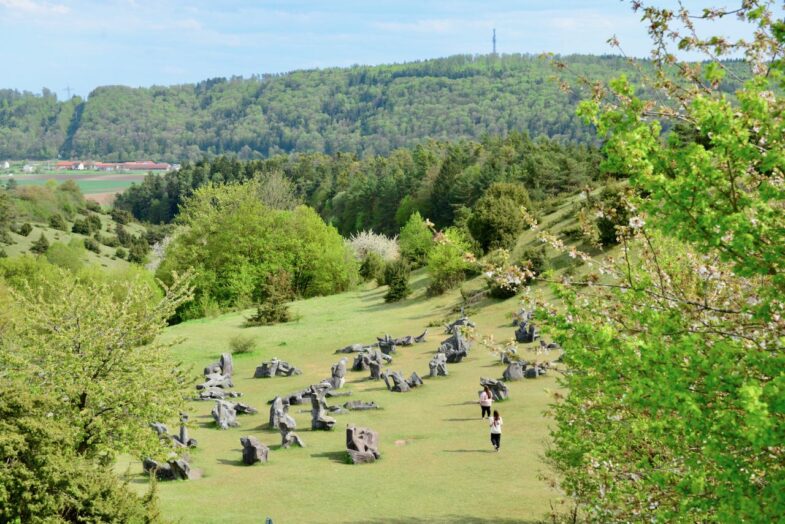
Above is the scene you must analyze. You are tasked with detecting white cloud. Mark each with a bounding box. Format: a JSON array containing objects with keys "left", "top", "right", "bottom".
[{"left": 0, "top": 0, "right": 68, "bottom": 15}]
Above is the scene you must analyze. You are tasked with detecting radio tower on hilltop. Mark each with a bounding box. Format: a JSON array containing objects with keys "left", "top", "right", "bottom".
[{"left": 492, "top": 28, "right": 497, "bottom": 55}]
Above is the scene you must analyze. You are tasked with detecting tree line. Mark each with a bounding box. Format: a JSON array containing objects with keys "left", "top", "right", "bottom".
[
  {"left": 0, "top": 54, "right": 748, "bottom": 161},
  {"left": 116, "top": 132, "right": 601, "bottom": 234}
]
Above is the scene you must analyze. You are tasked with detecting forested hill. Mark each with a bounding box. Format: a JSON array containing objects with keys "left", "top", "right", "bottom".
[{"left": 0, "top": 54, "right": 671, "bottom": 161}]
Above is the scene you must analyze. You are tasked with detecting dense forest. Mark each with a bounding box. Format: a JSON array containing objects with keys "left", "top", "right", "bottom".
[
  {"left": 0, "top": 54, "right": 749, "bottom": 161},
  {"left": 115, "top": 132, "right": 601, "bottom": 234}
]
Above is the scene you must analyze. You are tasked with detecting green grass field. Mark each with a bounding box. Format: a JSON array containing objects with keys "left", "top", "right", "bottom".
[
  {"left": 123, "top": 269, "right": 565, "bottom": 523},
  {"left": 2, "top": 215, "right": 146, "bottom": 271},
  {"left": 2, "top": 172, "right": 145, "bottom": 195}
]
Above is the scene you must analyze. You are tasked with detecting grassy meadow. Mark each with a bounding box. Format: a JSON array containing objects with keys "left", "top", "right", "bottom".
[{"left": 124, "top": 269, "right": 565, "bottom": 523}]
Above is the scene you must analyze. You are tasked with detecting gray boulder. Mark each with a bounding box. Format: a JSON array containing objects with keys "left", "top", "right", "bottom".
[
  {"left": 211, "top": 399, "right": 239, "bottom": 429},
  {"left": 240, "top": 436, "right": 269, "bottom": 465},
  {"left": 346, "top": 425, "right": 381, "bottom": 464},
  {"left": 480, "top": 377, "right": 509, "bottom": 401},
  {"left": 254, "top": 358, "right": 302, "bottom": 378},
  {"left": 445, "top": 315, "right": 475, "bottom": 334},
  {"left": 142, "top": 457, "right": 192, "bottom": 480},
  {"left": 343, "top": 400, "right": 380, "bottom": 411},
  {"left": 232, "top": 402, "right": 258, "bottom": 415},
  {"left": 382, "top": 370, "right": 411, "bottom": 393},
  {"left": 437, "top": 331, "right": 470, "bottom": 363},
  {"left": 310, "top": 388, "right": 337, "bottom": 430},
  {"left": 502, "top": 361, "right": 526, "bottom": 381},
  {"left": 203, "top": 352, "right": 233, "bottom": 377},
  {"left": 428, "top": 353, "right": 448, "bottom": 377},
  {"left": 195, "top": 387, "right": 242, "bottom": 401},
  {"left": 328, "top": 358, "right": 348, "bottom": 389}
]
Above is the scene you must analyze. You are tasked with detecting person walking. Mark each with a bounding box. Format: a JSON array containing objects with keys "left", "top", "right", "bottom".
[
  {"left": 489, "top": 410, "right": 503, "bottom": 452},
  {"left": 479, "top": 385, "right": 493, "bottom": 419}
]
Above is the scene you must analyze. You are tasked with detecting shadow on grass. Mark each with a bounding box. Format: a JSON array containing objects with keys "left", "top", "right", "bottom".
[
  {"left": 310, "top": 450, "right": 348, "bottom": 464},
  {"left": 442, "top": 418, "right": 480, "bottom": 422},
  {"left": 442, "top": 449, "right": 494, "bottom": 454},
  {"left": 346, "top": 515, "right": 539, "bottom": 523},
  {"left": 216, "top": 457, "right": 246, "bottom": 467},
  {"left": 444, "top": 401, "right": 476, "bottom": 406}
]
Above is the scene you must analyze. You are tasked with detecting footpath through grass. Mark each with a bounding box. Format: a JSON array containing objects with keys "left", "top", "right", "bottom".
[{"left": 127, "top": 270, "right": 563, "bottom": 523}]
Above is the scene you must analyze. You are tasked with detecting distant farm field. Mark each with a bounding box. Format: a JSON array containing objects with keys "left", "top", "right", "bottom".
[{"left": 1, "top": 172, "right": 147, "bottom": 198}]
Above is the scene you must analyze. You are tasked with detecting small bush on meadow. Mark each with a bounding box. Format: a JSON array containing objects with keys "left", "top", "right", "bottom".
[
  {"left": 229, "top": 334, "right": 256, "bottom": 355},
  {"left": 30, "top": 234, "right": 49, "bottom": 255},
  {"left": 399, "top": 211, "right": 433, "bottom": 266},
  {"left": 360, "top": 252, "right": 385, "bottom": 283},
  {"left": 426, "top": 227, "right": 475, "bottom": 296},
  {"left": 48, "top": 213, "right": 67, "bottom": 231},
  {"left": 383, "top": 259, "right": 411, "bottom": 302},
  {"left": 83, "top": 237, "right": 101, "bottom": 254},
  {"left": 19, "top": 223, "right": 32, "bottom": 237}
]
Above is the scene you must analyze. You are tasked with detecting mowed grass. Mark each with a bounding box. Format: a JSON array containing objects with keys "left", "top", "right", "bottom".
[
  {"left": 6, "top": 176, "right": 138, "bottom": 195},
  {"left": 125, "top": 271, "right": 565, "bottom": 523}
]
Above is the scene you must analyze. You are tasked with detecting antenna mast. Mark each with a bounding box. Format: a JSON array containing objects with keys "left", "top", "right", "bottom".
[{"left": 492, "top": 28, "right": 497, "bottom": 55}]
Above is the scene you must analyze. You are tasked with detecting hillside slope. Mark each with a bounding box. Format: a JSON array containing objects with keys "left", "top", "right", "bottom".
[
  {"left": 0, "top": 55, "right": 748, "bottom": 161},
  {"left": 122, "top": 193, "right": 600, "bottom": 523}
]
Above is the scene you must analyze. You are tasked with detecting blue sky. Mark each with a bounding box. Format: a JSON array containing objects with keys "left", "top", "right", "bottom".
[{"left": 0, "top": 0, "right": 753, "bottom": 99}]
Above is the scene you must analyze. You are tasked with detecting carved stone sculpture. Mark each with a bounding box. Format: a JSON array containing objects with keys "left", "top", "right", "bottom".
[
  {"left": 480, "top": 377, "right": 509, "bottom": 401},
  {"left": 382, "top": 370, "right": 410, "bottom": 393},
  {"left": 254, "top": 358, "right": 302, "bottom": 378},
  {"left": 437, "top": 331, "right": 470, "bottom": 363},
  {"left": 444, "top": 315, "right": 475, "bottom": 334},
  {"left": 328, "top": 358, "right": 348, "bottom": 389},
  {"left": 377, "top": 334, "right": 396, "bottom": 355},
  {"left": 240, "top": 436, "right": 269, "bottom": 465},
  {"left": 203, "top": 352, "right": 233, "bottom": 378},
  {"left": 346, "top": 425, "right": 381, "bottom": 464},
  {"left": 310, "top": 388, "right": 336, "bottom": 430},
  {"left": 343, "top": 400, "right": 380, "bottom": 410},
  {"left": 195, "top": 387, "right": 242, "bottom": 401},
  {"left": 515, "top": 322, "right": 538, "bottom": 343},
  {"left": 173, "top": 413, "right": 197, "bottom": 448},
  {"left": 502, "top": 361, "right": 526, "bottom": 381},
  {"left": 211, "top": 399, "right": 239, "bottom": 429},
  {"left": 428, "top": 353, "right": 448, "bottom": 377},
  {"left": 142, "top": 457, "right": 192, "bottom": 480}
]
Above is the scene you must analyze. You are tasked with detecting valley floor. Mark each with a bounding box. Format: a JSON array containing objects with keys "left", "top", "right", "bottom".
[{"left": 126, "top": 272, "right": 563, "bottom": 523}]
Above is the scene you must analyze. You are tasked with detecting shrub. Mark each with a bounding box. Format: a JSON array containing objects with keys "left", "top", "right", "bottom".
[
  {"left": 115, "top": 247, "right": 127, "bottom": 259},
  {"left": 467, "top": 182, "right": 531, "bottom": 252},
  {"left": 128, "top": 243, "right": 147, "bottom": 264},
  {"left": 83, "top": 237, "right": 101, "bottom": 254},
  {"left": 579, "top": 184, "right": 631, "bottom": 247},
  {"left": 518, "top": 246, "right": 548, "bottom": 276},
  {"left": 359, "top": 252, "right": 385, "bottom": 282},
  {"left": 85, "top": 199, "right": 102, "bottom": 212},
  {"left": 483, "top": 249, "right": 529, "bottom": 299},
  {"left": 110, "top": 208, "right": 132, "bottom": 224},
  {"left": 46, "top": 240, "right": 85, "bottom": 272},
  {"left": 228, "top": 334, "right": 256, "bottom": 355},
  {"left": 0, "top": 248, "right": 6, "bottom": 258},
  {"left": 383, "top": 259, "right": 411, "bottom": 302},
  {"left": 246, "top": 271, "right": 292, "bottom": 326},
  {"left": 30, "top": 234, "right": 49, "bottom": 254},
  {"left": 71, "top": 219, "right": 91, "bottom": 235},
  {"left": 19, "top": 223, "right": 32, "bottom": 236},
  {"left": 99, "top": 235, "right": 120, "bottom": 247},
  {"left": 86, "top": 214, "right": 102, "bottom": 232},
  {"left": 399, "top": 211, "right": 433, "bottom": 266},
  {"left": 427, "top": 227, "right": 475, "bottom": 296},
  {"left": 347, "top": 230, "right": 399, "bottom": 262},
  {"left": 48, "top": 213, "right": 67, "bottom": 231}
]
